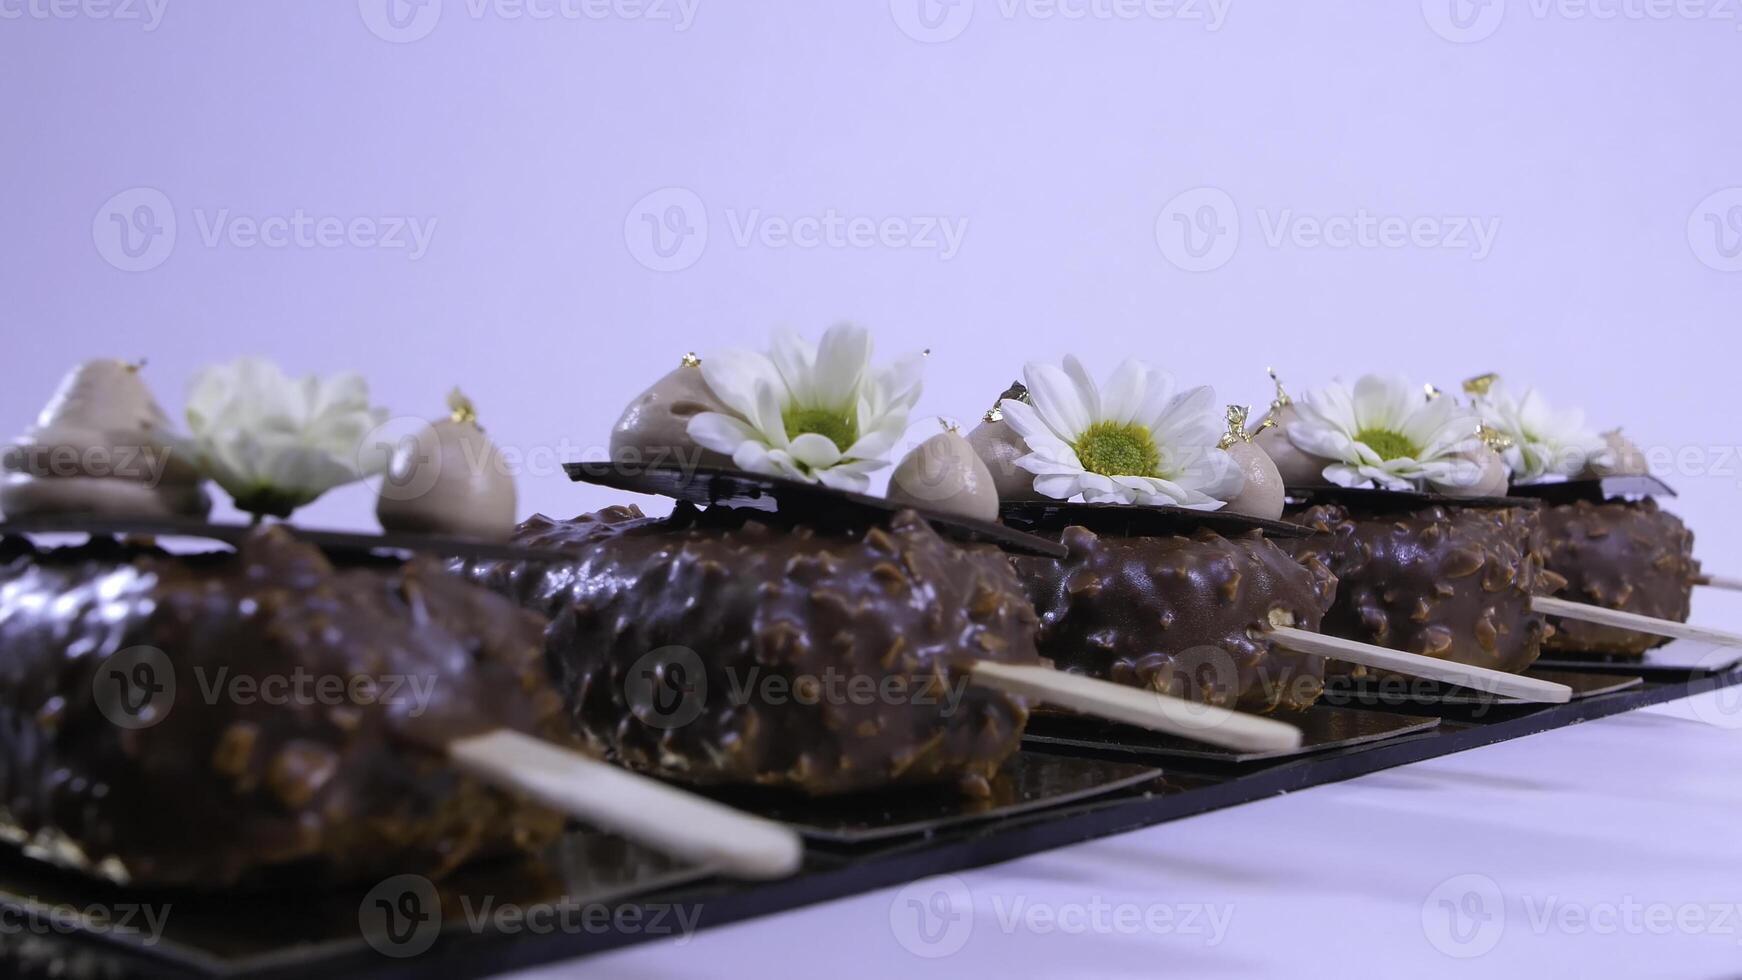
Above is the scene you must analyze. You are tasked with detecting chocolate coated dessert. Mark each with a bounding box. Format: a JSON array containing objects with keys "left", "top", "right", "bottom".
[
  {"left": 1287, "top": 502, "right": 1558, "bottom": 676},
  {"left": 1011, "top": 527, "right": 1339, "bottom": 713},
  {"left": 460, "top": 504, "right": 1043, "bottom": 797},
  {"left": 0, "top": 528, "right": 569, "bottom": 889},
  {"left": 1539, "top": 498, "right": 1699, "bottom": 655}
]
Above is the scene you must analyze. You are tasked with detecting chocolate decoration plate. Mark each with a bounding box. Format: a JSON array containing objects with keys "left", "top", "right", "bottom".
[
  {"left": 0, "top": 516, "right": 574, "bottom": 563},
  {"left": 1020, "top": 704, "right": 1440, "bottom": 764},
  {"left": 998, "top": 500, "right": 1311, "bottom": 539},
  {"left": 564, "top": 462, "right": 1067, "bottom": 558},
  {"left": 1284, "top": 485, "right": 1537, "bottom": 511},
  {"left": 1319, "top": 669, "right": 1644, "bottom": 713},
  {"left": 706, "top": 751, "right": 1162, "bottom": 845},
  {"left": 1506, "top": 474, "right": 1678, "bottom": 503}
]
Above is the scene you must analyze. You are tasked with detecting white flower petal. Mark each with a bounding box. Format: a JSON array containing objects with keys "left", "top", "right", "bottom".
[
  {"left": 1099, "top": 360, "right": 1149, "bottom": 426},
  {"left": 810, "top": 323, "right": 871, "bottom": 411},
  {"left": 1024, "top": 361, "right": 1093, "bottom": 442},
  {"left": 687, "top": 412, "right": 761, "bottom": 455},
  {"left": 1061, "top": 355, "right": 1102, "bottom": 423},
  {"left": 787, "top": 432, "right": 843, "bottom": 470}
]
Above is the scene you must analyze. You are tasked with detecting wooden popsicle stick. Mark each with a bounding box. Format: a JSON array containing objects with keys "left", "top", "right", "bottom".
[
  {"left": 1533, "top": 595, "right": 1742, "bottom": 649},
  {"left": 1269, "top": 626, "right": 1572, "bottom": 704},
  {"left": 448, "top": 730, "right": 803, "bottom": 880},
  {"left": 968, "top": 661, "right": 1303, "bottom": 753},
  {"left": 1695, "top": 574, "right": 1742, "bottom": 593}
]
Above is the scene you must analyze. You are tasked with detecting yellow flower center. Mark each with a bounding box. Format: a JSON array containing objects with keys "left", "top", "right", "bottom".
[
  {"left": 1073, "top": 420, "right": 1161, "bottom": 478},
  {"left": 783, "top": 406, "right": 858, "bottom": 451},
  {"left": 1355, "top": 427, "right": 1420, "bottom": 461}
]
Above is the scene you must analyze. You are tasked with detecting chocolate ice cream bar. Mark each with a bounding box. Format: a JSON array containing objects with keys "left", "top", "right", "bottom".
[
  {"left": 0, "top": 528, "right": 570, "bottom": 889},
  {"left": 460, "top": 503, "right": 1044, "bottom": 797},
  {"left": 1009, "top": 525, "right": 1339, "bottom": 713},
  {"left": 1285, "top": 499, "right": 1558, "bottom": 677},
  {"left": 1537, "top": 497, "right": 1699, "bottom": 655}
]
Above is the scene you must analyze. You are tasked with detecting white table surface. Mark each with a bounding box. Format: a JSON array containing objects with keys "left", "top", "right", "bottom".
[{"left": 506, "top": 654, "right": 1742, "bottom": 979}]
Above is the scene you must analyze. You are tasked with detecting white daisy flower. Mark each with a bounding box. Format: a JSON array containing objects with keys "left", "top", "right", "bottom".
[
  {"left": 1287, "top": 374, "right": 1484, "bottom": 492},
  {"left": 1473, "top": 380, "right": 1607, "bottom": 483},
  {"left": 685, "top": 323, "right": 924, "bottom": 493},
  {"left": 997, "top": 356, "right": 1243, "bottom": 509},
  {"left": 184, "top": 356, "right": 391, "bottom": 518}
]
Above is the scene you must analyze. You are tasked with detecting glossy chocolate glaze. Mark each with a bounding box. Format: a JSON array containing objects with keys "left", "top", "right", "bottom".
[
  {"left": 1540, "top": 498, "right": 1699, "bottom": 655},
  {"left": 459, "top": 503, "right": 1043, "bottom": 797},
  {"left": 1011, "top": 527, "right": 1338, "bottom": 713},
  {"left": 1286, "top": 502, "right": 1557, "bottom": 676},
  {"left": 0, "top": 528, "right": 569, "bottom": 889}
]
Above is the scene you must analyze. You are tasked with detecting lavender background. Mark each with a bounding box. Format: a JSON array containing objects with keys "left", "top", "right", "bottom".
[{"left": 4, "top": 2, "right": 1741, "bottom": 594}]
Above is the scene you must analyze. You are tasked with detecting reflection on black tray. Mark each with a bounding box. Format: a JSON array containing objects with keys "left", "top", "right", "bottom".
[
  {"left": 0, "top": 829, "right": 705, "bottom": 978},
  {"left": 1535, "top": 642, "right": 1742, "bottom": 679},
  {"left": 999, "top": 500, "right": 1310, "bottom": 539},
  {"left": 1021, "top": 704, "right": 1439, "bottom": 764},
  {"left": 1319, "top": 669, "right": 1643, "bottom": 709},
  {"left": 702, "top": 751, "right": 1162, "bottom": 845},
  {"left": 564, "top": 462, "right": 1066, "bottom": 558}
]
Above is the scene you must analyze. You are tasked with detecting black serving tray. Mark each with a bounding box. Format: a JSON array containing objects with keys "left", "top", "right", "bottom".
[
  {"left": 0, "top": 829, "right": 707, "bottom": 980},
  {"left": 1535, "top": 642, "right": 1742, "bottom": 681},
  {"left": 1021, "top": 703, "right": 1439, "bottom": 765},
  {"left": 1506, "top": 474, "right": 1677, "bottom": 503},
  {"left": 564, "top": 462, "right": 1066, "bottom": 558},
  {"left": 0, "top": 516, "right": 570, "bottom": 563},
  {"left": 999, "top": 500, "right": 1310, "bottom": 539},
  {"left": 11, "top": 672, "right": 1737, "bottom": 979}
]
